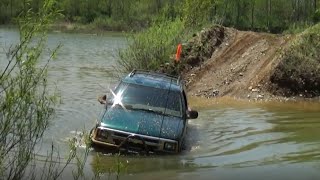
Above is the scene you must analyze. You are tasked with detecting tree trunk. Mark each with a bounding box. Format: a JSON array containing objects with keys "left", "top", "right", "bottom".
[
  {"left": 156, "top": 0, "right": 161, "bottom": 13},
  {"left": 107, "top": 0, "right": 112, "bottom": 17},
  {"left": 87, "top": 0, "right": 90, "bottom": 21},
  {"left": 297, "top": 0, "right": 300, "bottom": 21},
  {"left": 304, "top": 0, "right": 308, "bottom": 21},
  {"left": 10, "top": 0, "right": 13, "bottom": 18},
  {"left": 269, "top": 0, "right": 271, "bottom": 29},
  {"left": 223, "top": 0, "right": 228, "bottom": 22},
  {"left": 266, "top": 0, "right": 269, "bottom": 30},
  {"left": 236, "top": 0, "right": 240, "bottom": 26},
  {"left": 24, "top": 0, "right": 26, "bottom": 14},
  {"left": 251, "top": 0, "right": 255, "bottom": 29}
]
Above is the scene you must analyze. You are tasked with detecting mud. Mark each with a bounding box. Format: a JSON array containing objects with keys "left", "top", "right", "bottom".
[
  {"left": 177, "top": 26, "right": 298, "bottom": 101},
  {"left": 158, "top": 25, "right": 320, "bottom": 101}
]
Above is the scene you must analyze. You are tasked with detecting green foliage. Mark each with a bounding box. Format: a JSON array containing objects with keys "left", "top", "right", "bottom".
[
  {"left": 57, "top": 0, "right": 170, "bottom": 31},
  {"left": 284, "top": 22, "right": 313, "bottom": 34},
  {"left": 0, "top": 2, "right": 93, "bottom": 172},
  {"left": 271, "top": 23, "right": 320, "bottom": 96},
  {"left": 313, "top": 9, "right": 320, "bottom": 23},
  {"left": 0, "top": 0, "right": 86, "bottom": 179},
  {"left": 118, "top": 19, "right": 186, "bottom": 72},
  {"left": 1, "top": 0, "right": 320, "bottom": 32},
  {"left": 182, "top": 0, "right": 216, "bottom": 28}
]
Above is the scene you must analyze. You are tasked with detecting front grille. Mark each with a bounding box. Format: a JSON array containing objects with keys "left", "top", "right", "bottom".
[
  {"left": 114, "top": 139, "right": 155, "bottom": 152},
  {"left": 113, "top": 132, "right": 160, "bottom": 144},
  {"left": 112, "top": 133, "right": 158, "bottom": 152},
  {"left": 94, "top": 128, "right": 169, "bottom": 152},
  {"left": 96, "top": 129, "right": 110, "bottom": 141},
  {"left": 126, "top": 142, "right": 155, "bottom": 151},
  {"left": 113, "top": 132, "right": 129, "bottom": 138}
]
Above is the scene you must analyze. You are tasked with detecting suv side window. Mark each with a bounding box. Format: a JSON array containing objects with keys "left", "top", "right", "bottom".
[{"left": 182, "top": 90, "right": 188, "bottom": 114}]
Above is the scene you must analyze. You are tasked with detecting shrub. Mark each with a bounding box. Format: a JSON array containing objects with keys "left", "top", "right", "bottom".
[
  {"left": 313, "top": 9, "right": 320, "bottom": 23},
  {"left": 284, "top": 22, "right": 313, "bottom": 34},
  {"left": 118, "top": 19, "right": 186, "bottom": 72},
  {"left": 0, "top": 0, "right": 60, "bottom": 179},
  {"left": 271, "top": 23, "right": 320, "bottom": 96}
]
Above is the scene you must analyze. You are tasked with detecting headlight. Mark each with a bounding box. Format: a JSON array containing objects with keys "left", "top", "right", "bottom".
[
  {"left": 98, "top": 129, "right": 109, "bottom": 139},
  {"left": 164, "top": 142, "right": 177, "bottom": 151}
]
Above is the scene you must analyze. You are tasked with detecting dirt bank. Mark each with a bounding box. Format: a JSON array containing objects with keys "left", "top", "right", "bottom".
[{"left": 180, "top": 26, "right": 296, "bottom": 101}]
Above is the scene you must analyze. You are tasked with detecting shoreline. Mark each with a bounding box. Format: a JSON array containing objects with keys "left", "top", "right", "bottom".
[
  {"left": 188, "top": 95, "right": 320, "bottom": 110},
  {"left": 2, "top": 23, "right": 319, "bottom": 103},
  {"left": 0, "top": 22, "right": 128, "bottom": 35},
  {"left": 49, "top": 22, "right": 125, "bottom": 34},
  {"left": 179, "top": 25, "right": 320, "bottom": 103}
]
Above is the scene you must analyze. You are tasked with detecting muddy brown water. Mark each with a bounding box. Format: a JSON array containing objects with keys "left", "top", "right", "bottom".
[{"left": 1, "top": 28, "right": 320, "bottom": 180}]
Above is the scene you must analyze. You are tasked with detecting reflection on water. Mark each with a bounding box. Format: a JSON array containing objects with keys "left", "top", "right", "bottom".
[{"left": 1, "top": 28, "right": 320, "bottom": 180}]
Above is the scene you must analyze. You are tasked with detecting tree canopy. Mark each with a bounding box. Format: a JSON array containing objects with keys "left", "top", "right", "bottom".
[{"left": 1, "top": 0, "right": 319, "bottom": 32}]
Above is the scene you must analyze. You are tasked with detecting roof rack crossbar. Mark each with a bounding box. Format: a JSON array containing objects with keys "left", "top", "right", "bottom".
[{"left": 129, "top": 69, "right": 181, "bottom": 84}]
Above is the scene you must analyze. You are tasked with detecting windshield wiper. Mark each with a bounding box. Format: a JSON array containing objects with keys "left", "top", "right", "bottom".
[{"left": 127, "top": 106, "right": 164, "bottom": 115}]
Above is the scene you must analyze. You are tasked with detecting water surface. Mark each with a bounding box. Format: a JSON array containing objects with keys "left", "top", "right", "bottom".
[{"left": 1, "top": 28, "right": 320, "bottom": 180}]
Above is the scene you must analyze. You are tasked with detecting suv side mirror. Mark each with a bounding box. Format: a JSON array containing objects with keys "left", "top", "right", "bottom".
[
  {"left": 187, "top": 110, "right": 198, "bottom": 119},
  {"left": 98, "top": 95, "right": 107, "bottom": 104}
]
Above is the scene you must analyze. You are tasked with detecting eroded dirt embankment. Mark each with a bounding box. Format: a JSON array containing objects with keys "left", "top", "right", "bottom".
[{"left": 180, "top": 26, "right": 292, "bottom": 100}]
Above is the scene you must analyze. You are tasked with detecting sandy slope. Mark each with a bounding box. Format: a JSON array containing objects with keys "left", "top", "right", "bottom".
[{"left": 185, "top": 28, "right": 291, "bottom": 100}]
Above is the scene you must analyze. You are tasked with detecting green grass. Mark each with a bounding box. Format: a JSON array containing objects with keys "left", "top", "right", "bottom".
[
  {"left": 284, "top": 22, "right": 313, "bottom": 34},
  {"left": 118, "top": 19, "right": 186, "bottom": 73},
  {"left": 271, "top": 23, "right": 320, "bottom": 96}
]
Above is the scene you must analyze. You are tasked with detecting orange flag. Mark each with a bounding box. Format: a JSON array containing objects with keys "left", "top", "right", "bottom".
[{"left": 175, "top": 43, "right": 182, "bottom": 62}]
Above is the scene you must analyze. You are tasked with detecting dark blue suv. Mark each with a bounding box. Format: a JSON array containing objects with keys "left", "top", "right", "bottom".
[{"left": 90, "top": 70, "right": 198, "bottom": 153}]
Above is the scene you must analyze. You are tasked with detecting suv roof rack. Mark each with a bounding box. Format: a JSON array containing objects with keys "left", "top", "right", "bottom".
[{"left": 129, "top": 69, "right": 182, "bottom": 84}]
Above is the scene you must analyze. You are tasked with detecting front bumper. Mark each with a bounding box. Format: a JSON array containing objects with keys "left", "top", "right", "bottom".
[{"left": 91, "top": 127, "right": 179, "bottom": 153}]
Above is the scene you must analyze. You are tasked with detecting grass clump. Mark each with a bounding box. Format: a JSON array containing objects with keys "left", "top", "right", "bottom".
[
  {"left": 284, "top": 22, "right": 313, "bottom": 34},
  {"left": 118, "top": 18, "right": 186, "bottom": 72},
  {"left": 117, "top": 0, "right": 221, "bottom": 75},
  {"left": 271, "top": 23, "right": 320, "bottom": 97}
]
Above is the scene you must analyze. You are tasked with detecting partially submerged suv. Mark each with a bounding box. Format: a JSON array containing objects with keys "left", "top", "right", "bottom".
[{"left": 90, "top": 70, "right": 198, "bottom": 154}]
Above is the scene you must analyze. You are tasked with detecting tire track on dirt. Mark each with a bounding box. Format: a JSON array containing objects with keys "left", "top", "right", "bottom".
[{"left": 186, "top": 28, "right": 290, "bottom": 99}]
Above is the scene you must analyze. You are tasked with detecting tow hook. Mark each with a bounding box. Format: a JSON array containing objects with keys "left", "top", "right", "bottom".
[{"left": 117, "top": 134, "right": 149, "bottom": 155}]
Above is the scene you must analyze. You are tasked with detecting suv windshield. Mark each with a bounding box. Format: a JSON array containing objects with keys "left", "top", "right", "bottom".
[{"left": 109, "top": 82, "right": 183, "bottom": 117}]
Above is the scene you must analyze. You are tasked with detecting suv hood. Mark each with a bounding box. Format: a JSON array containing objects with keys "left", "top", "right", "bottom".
[{"left": 100, "top": 107, "right": 184, "bottom": 140}]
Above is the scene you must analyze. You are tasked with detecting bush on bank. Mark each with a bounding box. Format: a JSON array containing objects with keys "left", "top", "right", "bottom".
[
  {"left": 117, "top": 0, "right": 218, "bottom": 74},
  {"left": 271, "top": 23, "right": 320, "bottom": 97},
  {"left": 118, "top": 18, "right": 186, "bottom": 72}
]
